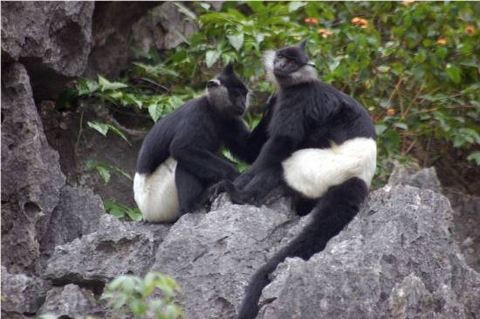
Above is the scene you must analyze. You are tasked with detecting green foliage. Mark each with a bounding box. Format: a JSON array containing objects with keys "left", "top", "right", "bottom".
[
  {"left": 87, "top": 121, "right": 130, "bottom": 145},
  {"left": 104, "top": 199, "right": 143, "bottom": 221},
  {"left": 85, "top": 160, "right": 141, "bottom": 221},
  {"left": 102, "top": 272, "right": 184, "bottom": 319},
  {"left": 74, "top": 1, "right": 480, "bottom": 185},
  {"left": 86, "top": 160, "right": 132, "bottom": 184}
]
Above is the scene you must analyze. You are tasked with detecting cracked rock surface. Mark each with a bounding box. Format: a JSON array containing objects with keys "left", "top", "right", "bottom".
[{"left": 258, "top": 184, "right": 480, "bottom": 319}]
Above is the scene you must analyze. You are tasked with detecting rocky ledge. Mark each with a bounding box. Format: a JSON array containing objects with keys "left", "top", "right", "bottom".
[{"left": 3, "top": 167, "right": 477, "bottom": 318}]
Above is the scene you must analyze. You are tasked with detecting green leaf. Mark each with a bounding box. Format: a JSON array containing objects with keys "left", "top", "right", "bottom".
[
  {"left": 375, "top": 124, "right": 387, "bottom": 135},
  {"left": 467, "top": 151, "right": 480, "bottom": 166},
  {"left": 199, "top": 2, "right": 211, "bottom": 11},
  {"left": 148, "top": 104, "right": 163, "bottom": 122},
  {"left": 106, "top": 124, "right": 131, "bottom": 145},
  {"left": 173, "top": 2, "right": 197, "bottom": 21},
  {"left": 76, "top": 78, "right": 99, "bottom": 96},
  {"left": 446, "top": 64, "right": 462, "bottom": 84},
  {"left": 98, "top": 75, "right": 128, "bottom": 91},
  {"left": 125, "top": 208, "right": 143, "bottom": 222},
  {"left": 86, "top": 160, "right": 111, "bottom": 184},
  {"left": 87, "top": 121, "right": 130, "bottom": 145},
  {"left": 205, "top": 50, "right": 221, "bottom": 68},
  {"left": 96, "top": 166, "right": 111, "bottom": 184},
  {"left": 288, "top": 1, "right": 306, "bottom": 12},
  {"left": 227, "top": 32, "right": 244, "bottom": 51},
  {"left": 104, "top": 200, "right": 127, "bottom": 218},
  {"left": 87, "top": 121, "right": 109, "bottom": 136},
  {"left": 377, "top": 65, "right": 390, "bottom": 73},
  {"left": 394, "top": 123, "right": 408, "bottom": 130}
]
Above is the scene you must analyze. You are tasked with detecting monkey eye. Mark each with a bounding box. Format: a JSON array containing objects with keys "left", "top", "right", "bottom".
[{"left": 207, "top": 79, "right": 221, "bottom": 88}]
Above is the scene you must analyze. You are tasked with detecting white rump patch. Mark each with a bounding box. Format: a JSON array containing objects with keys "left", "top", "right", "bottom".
[
  {"left": 282, "top": 137, "right": 377, "bottom": 199},
  {"left": 133, "top": 157, "right": 180, "bottom": 223}
]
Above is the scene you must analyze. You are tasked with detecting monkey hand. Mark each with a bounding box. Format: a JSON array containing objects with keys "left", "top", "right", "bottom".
[
  {"left": 233, "top": 170, "right": 255, "bottom": 190},
  {"left": 225, "top": 168, "right": 241, "bottom": 182},
  {"left": 207, "top": 180, "right": 235, "bottom": 201}
]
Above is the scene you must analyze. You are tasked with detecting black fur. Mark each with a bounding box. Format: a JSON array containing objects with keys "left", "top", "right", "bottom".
[
  {"left": 135, "top": 65, "right": 265, "bottom": 217},
  {"left": 215, "top": 45, "right": 376, "bottom": 319}
]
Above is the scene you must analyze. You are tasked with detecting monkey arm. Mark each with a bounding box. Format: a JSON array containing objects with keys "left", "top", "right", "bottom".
[
  {"left": 224, "top": 96, "right": 275, "bottom": 164},
  {"left": 248, "top": 104, "right": 305, "bottom": 172},
  {"left": 233, "top": 106, "right": 305, "bottom": 196},
  {"left": 224, "top": 117, "right": 269, "bottom": 164},
  {"left": 170, "top": 146, "right": 239, "bottom": 183}
]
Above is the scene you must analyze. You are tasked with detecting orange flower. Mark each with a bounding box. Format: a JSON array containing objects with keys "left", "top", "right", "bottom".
[
  {"left": 352, "top": 17, "right": 369, "bottom": 29},
  {"left": 386, "top": 108, "right": 396, "bottom": 116},
  {"left": 317, "top": 28, "right": 333, "bottom": 38},
  {"left": 436, "top": 38, "right": 447, "bottom": 45},
  {"left": 465, "top": 25, "right": 475, "bottom": 35},
  {"left": 304, "top": 17, "right": 319, "bottom": 25},
  {"left": 401, "top": 0, "right": 415, "bottom": 5}
]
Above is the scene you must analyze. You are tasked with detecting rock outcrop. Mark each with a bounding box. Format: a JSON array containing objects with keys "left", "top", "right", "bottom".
[
  {"left": 44, "top": 215, "right": 170, "bottom": 288},
  {"left": 38, "top": 284, "right": 103, "bottom": 319},
  {"left": 258, "top": 185, "right": 480, "bottom": 318},
  {"left": 1, "top": 1, "right": 94, "bottom": 99},
  {"left": 38, "top": 186, "right": 105, "bottom": 266},
  {"left": 1, "top": 63, "right": 66, "bottom": 273},
  {"left": 1, "top": 266, "right": 50, "bottom": 318},
  {"left": 38, "top": 172, "right": 480, "bottom": 318}
]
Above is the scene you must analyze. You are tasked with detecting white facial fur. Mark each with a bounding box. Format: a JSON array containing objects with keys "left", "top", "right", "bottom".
[
  {"left": 282, "top": 137, "right": 377, "bottom": 199},
  {"left": 245, "top": 91, "right": 252, "bottom": 110},
  {"left": 206, "top": 80, "right": 232, "bottom": 111},
  {"left": 288, "top": 64, "right": 318, "bottom": 85},
  {"left": 263, "top": 50, "right": 277, "bottom": 84},
  {"left": 263, "top": 50, "right": 318, "bottom": 88}
]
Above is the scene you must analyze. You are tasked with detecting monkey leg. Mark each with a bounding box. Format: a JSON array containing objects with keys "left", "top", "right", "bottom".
[{"left": 175, "top": 162, "right": 206, "bottom": 215}]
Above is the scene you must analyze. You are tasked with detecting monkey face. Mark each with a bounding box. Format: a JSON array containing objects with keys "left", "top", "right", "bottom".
[
  {"left": 207, "top": 64, "right": 249, "bottom": 117},
  {"left": 264, "top": 41, "right": 317, "bottom": 87}
]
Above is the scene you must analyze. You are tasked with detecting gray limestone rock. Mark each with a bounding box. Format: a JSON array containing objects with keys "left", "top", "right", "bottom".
[
  {"left": 1, "top": 2, "right": 94, "bottom": 99},
  {"left": 446, "top": 190, "right": 480, "bottom": 272},
  {"left": 84, "top": 2, "right": 156, "bottom": 78},
  {"left": 151, "top": 201, "right": 297, "bottom": 319},
  {"left": 1, "top": 63, "right": 66, "bottom": 273},
  {"left": 38, "top": 284, "right": 103, "bottom": 319},
  {"left": 44, "top": 215, "right": 170, "bottom": 286},
  {"left": 131, "top": 2, "right": 198, "bottom": 54},
  {"left": 1, "top": 266, "right": 50, "bottom": 317},
  {"left": 388, "top": 163, "right": 442, "bottom": 192},
  {"left": 39, "top": 185, "right": 105, "bottom": 267},
  {"left": 257, "top": 185, "right": 480, "bottom": 319}
]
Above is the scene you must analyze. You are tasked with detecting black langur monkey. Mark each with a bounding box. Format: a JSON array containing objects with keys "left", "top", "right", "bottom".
[
  {"left": 216, "top": 42, "right": 377, "bottom": 318},
  {"left": 134, "top": 64, "right": 267, "bottom": 223}
]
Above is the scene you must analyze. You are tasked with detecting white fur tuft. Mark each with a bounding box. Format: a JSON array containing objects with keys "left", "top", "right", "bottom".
[
  {"left": 263, "top": 50, "right": 277, "bottom": 84},
  {"left": 289, "top": 64, "right": 318, "bottom": 84},
  {"left": 282, "top": 137, "right": 377, "bottom": 199},
  {"left": 207, "top": 84, "right": 231, "bottom": 111},
  {"left": 245, "top": 91, "right": 252, "bottom": 110},
  {"left": 133, "top": 157, "right": 180, "bottom": 223}
]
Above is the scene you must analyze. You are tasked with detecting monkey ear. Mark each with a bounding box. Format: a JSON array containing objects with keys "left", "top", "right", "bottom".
[
  {"left": 223, "top": 62, "right": 234, "bottom": 75},
  {"left": 298, "top": 39, "right": 308, "bottom": 51}
]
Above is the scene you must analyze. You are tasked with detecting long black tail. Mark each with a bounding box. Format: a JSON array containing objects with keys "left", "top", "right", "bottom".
[{"left": 237, "top": 177, "right": 369, "bottom": 319}]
